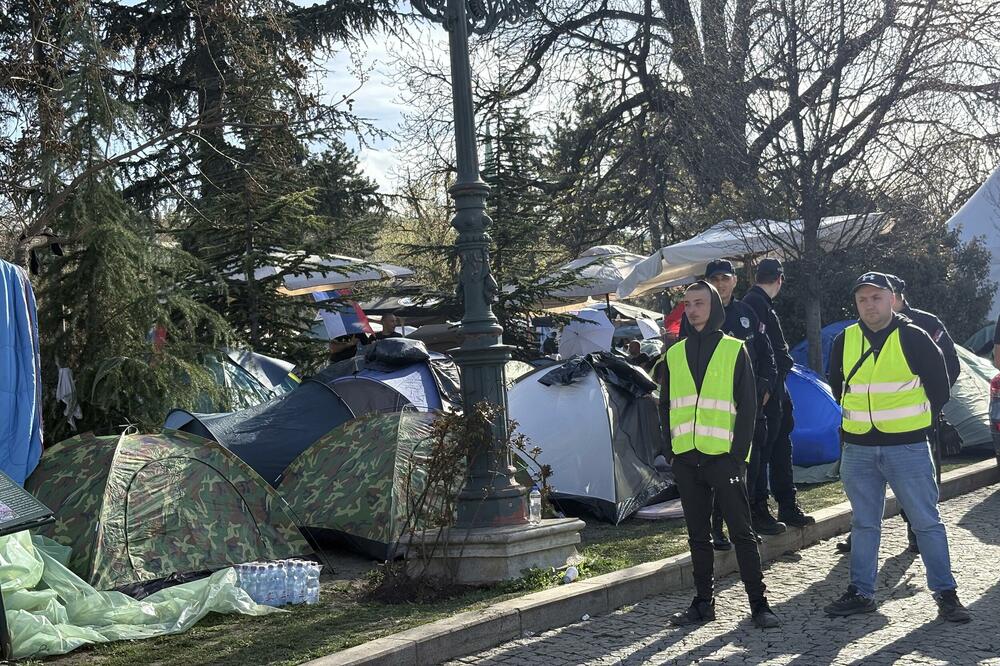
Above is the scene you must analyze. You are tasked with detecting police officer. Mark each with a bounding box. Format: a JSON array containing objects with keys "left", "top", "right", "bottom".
[
  {"left": 837, "top": 273, "right": 961, "bottom": 554},
  {"left": 741, "top": 258, "right": 815, "bottom": 531},
  {"left": 700, "top": 259, "right": 779, "bottom": 548},
  {"left": 824, "top": 272, "right": 970, "bottom": 622},
  {"left": 662, "top": 281, "right": 780, "bottom": 629}
]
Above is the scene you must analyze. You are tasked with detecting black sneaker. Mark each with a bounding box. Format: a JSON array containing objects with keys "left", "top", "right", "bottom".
[
  {"left": 670, "top": 597, "right": 716, "bottom": 626},
  {"left": 836, "top": 535, "right": 852, "bottom": 553},
  {"left": 750, "top": 598, "right": 780, "bottom": 628},
  {"left": 935, "top": 590, "right": 971, "bottom": 623},
  {"left": 712, "top": 527, "right": 733, "bottom": 551},
  {"left": 778, "top": 503, "right": 816, "bottom": 527},
  {"left": 907, "top": 527, "right": 920, "bottom": 554},
  {"left": 751, "top": 502, "right": 787, "bottom": 535},
  {"left": 825, "top": 585, "right": 877, "bottom": 616}
]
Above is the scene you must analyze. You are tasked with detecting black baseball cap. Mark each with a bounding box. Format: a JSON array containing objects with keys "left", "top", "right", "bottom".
[
  {"left": 755, "top": 258, "right": 783, "bottom": 281},
  {"left": 852, "top": 271, "right": 894, "bottom": 292},
  {"left": 705, "top": 259, "right": 736, "bottom": 279},
  {"left": 885, "top": 274, "right": 906, "bottom": 294}
]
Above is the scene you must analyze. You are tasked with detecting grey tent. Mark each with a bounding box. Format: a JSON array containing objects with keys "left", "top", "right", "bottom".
[
  {"left": 941, "top": 345, "right": 998, "bottom": 449},
  {"left": 507, "top": 353, "right": 674, "bottom": 523}
]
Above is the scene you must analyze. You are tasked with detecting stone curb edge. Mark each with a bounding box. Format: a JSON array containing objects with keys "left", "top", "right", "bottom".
[{"left": 304, "top": 458, "right": 1000, "bottom": 666}]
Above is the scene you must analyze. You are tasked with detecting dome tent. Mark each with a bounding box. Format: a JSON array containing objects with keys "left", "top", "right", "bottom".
[
  {"left": 786, "top": 364, "right": 841, "bottom": 466},
  {"left": 165, "top": 339, "right": 462, "bottom": 487},
  {"left": 276, "top": 410, "right": 442, "bottom": 560},
  {"left": 508, "top": 353, "right": 674, "bottom": 523},
  {"left": 25, "top": 431, "right": 310, "bottom": 590}
]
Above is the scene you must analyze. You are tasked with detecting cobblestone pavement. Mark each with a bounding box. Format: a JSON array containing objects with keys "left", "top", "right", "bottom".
[{"left": 450, "top": 483, "right": 1000, "bottom": 666}]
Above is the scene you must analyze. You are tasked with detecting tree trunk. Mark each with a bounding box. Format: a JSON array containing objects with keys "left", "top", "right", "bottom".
[{"left": 801, "top": 204, "right": 824, "bottom": 373}]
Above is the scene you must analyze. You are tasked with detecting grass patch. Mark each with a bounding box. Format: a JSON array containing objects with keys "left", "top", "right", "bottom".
[{"left": 41, "top": 450, "right": 994, "bottom": 666}]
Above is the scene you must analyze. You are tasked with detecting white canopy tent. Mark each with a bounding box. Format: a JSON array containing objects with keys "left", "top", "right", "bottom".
[
  {"left": 946, "top": 165, "right": 1000, "bottom": 319},
  {"left": 617, "top": 213, "right": 884, "bottom": 299},
  {"left": 233, "top": 252, "right": 414, "bottom": 296}
]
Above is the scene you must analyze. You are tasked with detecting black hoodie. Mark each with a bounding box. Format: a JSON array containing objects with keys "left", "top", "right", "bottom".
[{"left": 659, "top": 281, "right": 759, "bottom": 465}]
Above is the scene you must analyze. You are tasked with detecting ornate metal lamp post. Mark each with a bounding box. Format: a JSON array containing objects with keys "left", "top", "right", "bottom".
[{"left": 410, "top": 0, "right": 534, "bottom": 528}]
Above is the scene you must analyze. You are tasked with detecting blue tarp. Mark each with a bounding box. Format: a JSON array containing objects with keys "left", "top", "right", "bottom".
[
  {"left": 786, "top": 364, "right": 842, "bottom": 467},
  {"left": 789, "top": 319, "right": 854, "bottom": 375},
  {"left": 0, "top": 260, "right": 43, "bottom": 485}
]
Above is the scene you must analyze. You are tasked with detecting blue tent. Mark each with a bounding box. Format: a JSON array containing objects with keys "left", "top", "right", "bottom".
[
  {"left": 790, "top": 319, "right": 854, "bottom": 375},
  {"left": 786, "top": 364, "right": 842, "bottom": 467}
]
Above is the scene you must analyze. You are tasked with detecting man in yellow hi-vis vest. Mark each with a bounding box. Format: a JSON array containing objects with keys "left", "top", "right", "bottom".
[
  {"left": 660, "top": 281, "right": 779, "bottom": 629},
  {"left": 824, "top": 272, "right": 970, "bottom": 622}
]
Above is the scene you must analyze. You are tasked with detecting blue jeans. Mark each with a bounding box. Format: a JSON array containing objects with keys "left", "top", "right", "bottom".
[{"left": 840, "top": 441, "right": 957, "bottom": 598}]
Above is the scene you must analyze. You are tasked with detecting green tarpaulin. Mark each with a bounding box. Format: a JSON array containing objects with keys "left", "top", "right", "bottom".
[{"left": 1, "top": 530, "right": 278, "bottom": 659}]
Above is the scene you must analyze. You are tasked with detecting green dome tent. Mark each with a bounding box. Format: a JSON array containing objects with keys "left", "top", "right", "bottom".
[
  {"left": 25, "top": 431, "right": 311, "bottom": 590},
  {"left": 277, "top": 410, "right": 442, "bottom": 560}
]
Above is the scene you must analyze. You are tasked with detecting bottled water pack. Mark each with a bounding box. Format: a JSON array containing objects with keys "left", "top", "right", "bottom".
[{"left": 234, "top": 559, "right": 323, "bottom": 606}]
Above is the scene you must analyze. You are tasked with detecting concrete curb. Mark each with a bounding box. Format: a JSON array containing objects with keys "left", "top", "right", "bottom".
[{"left": 305, "top": 458, "right": 1000, "bottom": 666}]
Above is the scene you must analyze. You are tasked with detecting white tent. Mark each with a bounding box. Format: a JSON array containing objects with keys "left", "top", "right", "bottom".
[
  {"left": 233, "top": 253, "right": 414, "bottom": 297},
  {"left": 617, "top": 214, "right": 884, "bottom": 299},
  {"left": 529, "top": 245, "right": 646, "bottom": 309},
  {"left": 946, "top": 166, "right": 1000, "bottom": 319},
  {"left": 558, "top": 308, "right": 615, "bottom": 357},
  {"left": 508, "top": 360, "right": 672, "bottom": 523}
]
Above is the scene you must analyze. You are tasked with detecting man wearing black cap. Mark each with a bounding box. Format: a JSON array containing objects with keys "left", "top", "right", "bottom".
[
  {"left": 824, "top": 272, "right": 969, "bottom": 622},
  {"left": 740, "top": 258, "right": 815, "bottom": 531},
  {"left": 699, "top": 259, "right": 780, "bottom": 546},
  {"left": 836, "top": 273, "right": 960, "bottom": 554}
]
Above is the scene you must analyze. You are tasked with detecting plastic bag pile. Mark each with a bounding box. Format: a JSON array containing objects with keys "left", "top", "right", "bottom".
[{"left": 0, "top": 530, "right": 279, "bottom": 659}]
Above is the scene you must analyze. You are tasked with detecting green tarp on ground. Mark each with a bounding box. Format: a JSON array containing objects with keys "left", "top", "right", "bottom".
[
  {"left": 26, "top": 431, "right": 311, "bottom": 590},
  {"left": 1, "top": 530, "right": 278, "bottom": 659},
  {"left": 278, "top": 410, "right": 442, "bottom": 559}
]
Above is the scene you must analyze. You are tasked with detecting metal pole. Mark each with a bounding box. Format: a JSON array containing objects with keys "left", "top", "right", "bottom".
[{"left": 419, "top": 0, "right": 528, "bottom": 527}]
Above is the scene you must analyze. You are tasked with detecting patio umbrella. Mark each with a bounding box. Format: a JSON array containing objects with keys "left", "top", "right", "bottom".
[
  {"left": 234, "top": 252, "right": 414, "bottom": 297},
  {"left": 531, "top": 246, "right": 646, "bottom": 310},
  {"left": 559, "top": 309, "right": 615, "bottom": 357},
  {"left": 635, "top": 317, "right": 661, "bottom": 340}
]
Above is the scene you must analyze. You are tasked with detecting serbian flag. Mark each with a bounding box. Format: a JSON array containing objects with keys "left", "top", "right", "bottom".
[{"left": 314, "top": 289, "right": 374, "bottom": 339}]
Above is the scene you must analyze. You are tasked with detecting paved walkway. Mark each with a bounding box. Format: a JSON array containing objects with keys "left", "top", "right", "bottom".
[{"left": 449, "top": 483, "right": 1000, "bottom": 665}]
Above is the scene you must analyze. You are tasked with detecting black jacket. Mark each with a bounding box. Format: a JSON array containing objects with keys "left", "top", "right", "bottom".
[
  {"left": 828, "top": 314, "right": 950, "bottom": 446},
  {"left": 900, "top": 305, "right": 959, "bottom": 387},
  {"left": 660, "top": 282, "right": 758, "bottom": 465},
  {"left": 741, "top": 285, "right": 794, "bottom": 376}
]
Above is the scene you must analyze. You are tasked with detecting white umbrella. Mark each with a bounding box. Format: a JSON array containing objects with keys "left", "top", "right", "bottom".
[
  {"left": 559, "top": 308, "right": 615, "bottom": 357},
  {"left": 635, "top": 317, "right": 661, "bottom": 340},
  {"left": 233, "top": 252, "right": 414, "bottom": 296},
  {"left": 530, "top": 246, "right": 646, "bottom": 309},
  {"left": 616, "top": 213, "right": 885, "bottom": 299}
]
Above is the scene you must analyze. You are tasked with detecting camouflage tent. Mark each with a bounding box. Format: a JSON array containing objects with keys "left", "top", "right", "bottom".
[
  {"left": 278, "top": 411, "right": 440, "bottom": 560},
  {"left": 25, "top": 431, "right": 311, "bottom": 590}
]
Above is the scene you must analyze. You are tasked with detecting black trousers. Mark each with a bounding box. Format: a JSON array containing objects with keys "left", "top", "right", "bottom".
[
  {"left": 751, "top": 393, "right": 797, "bottom": 506},
  {"left": 674, "top": 455, "right": 767, "bottom": 603}
]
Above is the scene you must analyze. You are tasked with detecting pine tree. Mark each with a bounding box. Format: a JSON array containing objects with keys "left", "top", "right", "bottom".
[{"left": 38, "top": 5, "right": 230, "bottom": 439}]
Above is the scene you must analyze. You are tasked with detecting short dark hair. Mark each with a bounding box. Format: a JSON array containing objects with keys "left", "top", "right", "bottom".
[{"left": 685, "top": 281, "right": 712, "bottom": 296}]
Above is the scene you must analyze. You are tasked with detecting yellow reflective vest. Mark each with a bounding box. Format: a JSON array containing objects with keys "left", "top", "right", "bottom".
[
  {"left": 840, "top": 324, "right": 932, "bottom": 435},
  {"left": 666, "top": 336, "right": 746, "bottom": 460}
]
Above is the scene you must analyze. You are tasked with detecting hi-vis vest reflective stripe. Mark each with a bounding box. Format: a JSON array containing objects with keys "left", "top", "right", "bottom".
[
  {"left": 666, "top": 336, "right": 746, "bottom": 459},
  {"left": 841, "top": 324, "right": 932, "bottom": 435}
]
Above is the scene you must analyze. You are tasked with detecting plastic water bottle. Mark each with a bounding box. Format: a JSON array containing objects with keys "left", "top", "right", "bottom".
[
  {"left": 294, "top": 562, "right": 308, "bottom": 604},
  {"left": 529, "top": 486, "right": 542, "bottom": 525},
  {"left": 276, "top": 561, "right": 289, "bottom": 605},
  {"left": 245, "top": 564, "right": 259, "bottom": 603},
  {"left": 305, "top": 563, "right": 322, "bottom": 605},
  {"left": 264, "top": 564, "right": 279, "bottom": 606}
]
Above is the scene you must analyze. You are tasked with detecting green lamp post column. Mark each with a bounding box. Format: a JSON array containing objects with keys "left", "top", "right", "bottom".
[{"left": 411, "top": 0, "right": 534, "bottom": 527}]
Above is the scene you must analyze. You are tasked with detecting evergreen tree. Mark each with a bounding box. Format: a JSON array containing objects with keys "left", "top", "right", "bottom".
[{"left": 38, "top": 5, "right": 230, "bottom": 439}]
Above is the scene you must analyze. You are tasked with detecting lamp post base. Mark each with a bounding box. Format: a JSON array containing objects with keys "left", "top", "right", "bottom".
[{"left": 404, "top": 518, "right": 585, "bottom": 585}]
